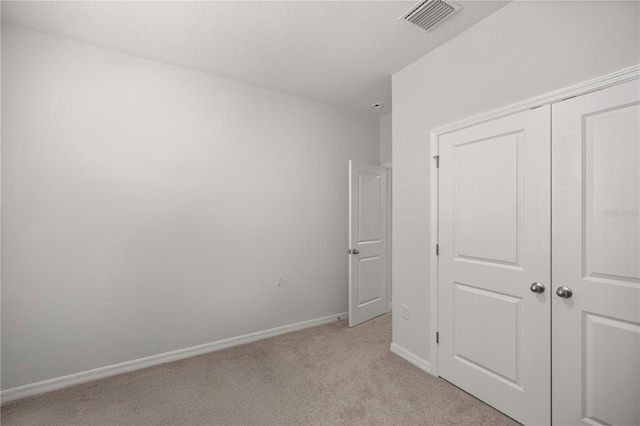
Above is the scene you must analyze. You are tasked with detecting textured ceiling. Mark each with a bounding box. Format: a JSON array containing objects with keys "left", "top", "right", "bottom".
[{"left": 1, "top": 1, "right": 509, "bottom": 116}]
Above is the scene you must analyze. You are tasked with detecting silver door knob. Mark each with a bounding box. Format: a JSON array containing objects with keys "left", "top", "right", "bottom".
[
  {"left": 530, "top": 282, "right": 545, "bottom": 293},
  {"left": 556, "top": 286, "right": 573, "bottom": 298},
  {"left": 352, "top": 249, "right": 359, "bottom": 255}
]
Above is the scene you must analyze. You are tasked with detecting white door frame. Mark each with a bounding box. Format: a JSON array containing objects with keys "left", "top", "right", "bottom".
[
  {"left": 428, "top": 64, "right": 640, "bottom": 376},
  {"left": 381, "top": 162, "right": 392, "bottom": 312}
]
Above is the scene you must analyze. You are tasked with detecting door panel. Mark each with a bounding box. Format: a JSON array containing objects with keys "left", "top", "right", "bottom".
[
  {"left": 358, "top": 256, "right": 382, "bottom": 304},
  {"left": 584, "top": 314, "right": 639, "bottom": 426},
  {"left": 585, "top": 104, "right": 639, "bottom": 280},
  {"left": 438, "top": 107, "right": 551, "bottom": 425},
  {"left": 358, "top": 172, "right": 382, "bottom": 242},
  {"left": 552, "top": 80, "right": 640, "bottom": 426},
  {"left": 455, "top": 132, "right": 522, "bottom": 265},
  {"left": 349, "top": 161, "right": 387, "bottom": 327},
  {"left": 454, "top": 283, "right": 522, "bottom": 386}
]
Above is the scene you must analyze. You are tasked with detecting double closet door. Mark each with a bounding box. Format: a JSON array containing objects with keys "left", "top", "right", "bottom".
[{"left": 437, "top": 79, "right": 639, "bottom": 425}]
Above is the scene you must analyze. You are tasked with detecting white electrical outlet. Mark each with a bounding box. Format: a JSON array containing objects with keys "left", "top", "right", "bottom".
[{"left": 402, "top": 304, "right": 410, "bottom": 320}]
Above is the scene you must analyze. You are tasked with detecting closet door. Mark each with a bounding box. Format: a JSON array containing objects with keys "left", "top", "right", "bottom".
[
  {"left": 552, "top": 80, "right": 639, "bottom": 426},
  {"left": 438, "top": 106, "right": 551, "bottom": 425}
]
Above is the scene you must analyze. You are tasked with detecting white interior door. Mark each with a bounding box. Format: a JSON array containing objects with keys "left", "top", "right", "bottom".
[
  {"left": 552, "top": 80, "right": 640, "bottom": 426},
  {"left": 348, "top": 161, "right": 387, "bottom": 327},
  {"left": 438, "top": 107, "right": 551, "bottom": 425}
]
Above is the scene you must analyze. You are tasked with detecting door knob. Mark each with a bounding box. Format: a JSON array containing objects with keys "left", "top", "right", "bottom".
[
  {"left": 556, "top": 286, "right": 573, "bottom": 298},
  {"left": 352, "top": 249, "right": 359, "bottom": 255},
  {"left": 530, "top": 282, "right": 545, "bottom": 293}
]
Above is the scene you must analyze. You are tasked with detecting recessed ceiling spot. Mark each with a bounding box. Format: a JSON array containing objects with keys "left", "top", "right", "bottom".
[
  {"left": 400, "top": 0, "right": 462, "bottom": 32},
  {"left": 372, "top": 103, "right": 384, "bottom": 109}
]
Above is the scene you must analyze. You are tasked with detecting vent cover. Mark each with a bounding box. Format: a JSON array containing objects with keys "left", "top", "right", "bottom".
[{"left": 400, "top": 0, "right": 461, "bottom": 32}]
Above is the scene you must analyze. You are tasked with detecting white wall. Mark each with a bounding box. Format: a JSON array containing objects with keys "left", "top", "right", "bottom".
[
  {"left": 379, "top": 113, "right": 392, "bottom": 165},
  {"left": 1, "top": 24, "right": 379, "bottom": 390},
  {"left": 392, "top": 1, "right": 639, "bottom": 363}
]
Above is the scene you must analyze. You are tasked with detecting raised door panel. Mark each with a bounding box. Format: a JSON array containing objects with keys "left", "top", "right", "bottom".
[
  {"left": 358, "top": 171, "right": 382, "bottom": 243},
  {"left": 454, "top": 133, "right": 522, "bottom": 267},
  {"left": 453, "top": 283, "right": 522, "bottom": 387},
  {"left": 584, "top": 314, "right": 640, "bottom": 426},
  {"left": 358, "top": 256, "right": 382, "bottom": 305},
  {"left": 584, "top": 104, "right": 639, "bottom": 281}
]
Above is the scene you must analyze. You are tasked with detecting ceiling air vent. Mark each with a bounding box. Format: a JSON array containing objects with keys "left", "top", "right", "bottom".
[{"left": 400, "top": 0, "right": 462, "bottom": 32}]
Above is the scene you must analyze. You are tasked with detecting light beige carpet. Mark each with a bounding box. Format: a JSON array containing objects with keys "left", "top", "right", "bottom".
[{"left": 1, "top": 313, "right": 518, "bottom": 425}]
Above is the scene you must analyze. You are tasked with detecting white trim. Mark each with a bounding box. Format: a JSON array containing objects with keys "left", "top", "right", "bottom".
[
  {"left": 429, "top": 137, "right": 440, "bottom": 376},
  {"left": 428, "top": 65, "right": 640, "bottom": 376},
  {"left": 1, "top": 312, "right": 348, "bottom": 403},
  {"left": 390, "top": 343, "right": 432, "bottom": 375},
  {"left": 433, "top": 64, "right": 640, "bottom": 137},
  {"left": 386, "top": 165, "right": 393, "bottom": 313}
]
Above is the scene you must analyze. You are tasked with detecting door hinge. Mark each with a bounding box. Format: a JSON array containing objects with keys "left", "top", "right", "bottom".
[
  {"left": 436, "top": 244, "right": 439, "bottom": 256},
  {"left": 433, "top": 155, "right": 439, "bottom": 168},
  {"left": 436, "top": 332, "right": 439, "bottom": 344}
]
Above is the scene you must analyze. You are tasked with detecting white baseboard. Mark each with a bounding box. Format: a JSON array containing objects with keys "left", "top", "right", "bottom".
[
  {"left": 1, "top": 312, "right": 348, "bottom": 403},
  {"left": 390, "top": 342, "right": 432, "bottom": 375}
]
